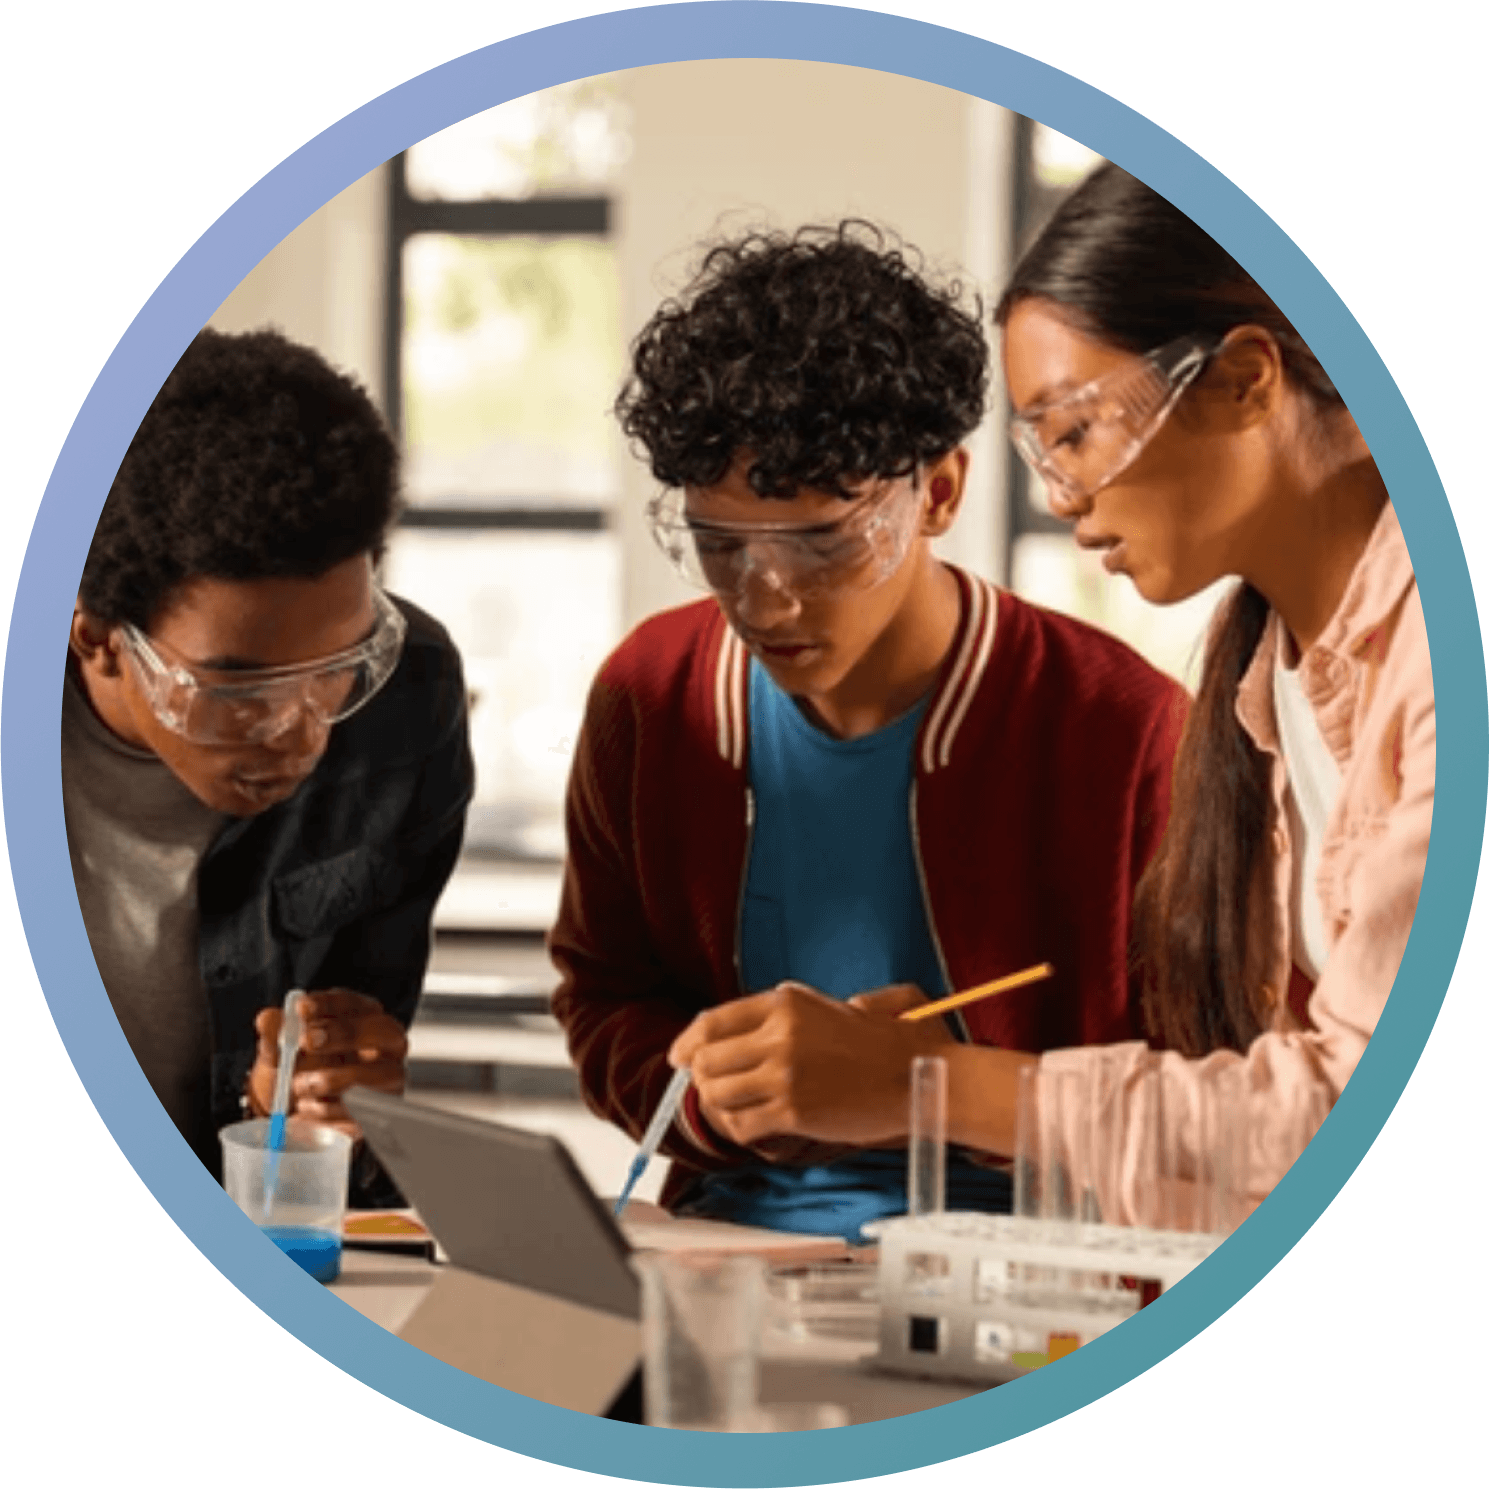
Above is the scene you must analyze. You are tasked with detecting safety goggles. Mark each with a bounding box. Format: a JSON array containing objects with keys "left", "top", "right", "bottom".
[
  {"left": 119, "top": 587, "right": 407, "bottom": 746},
  {"left": 1010, "top": 334, "right": 1215, "bottom": 510},
  {"left": 646, "top": 475, "right": 923, "bottom": 599}
]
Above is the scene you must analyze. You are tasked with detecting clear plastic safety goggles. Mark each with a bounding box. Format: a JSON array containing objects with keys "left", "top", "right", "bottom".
[
  {"left": 119, "top": 586, "right": 407, "bottom": 746},
  {"left": 646, "top": 475, "right": 923, "bottom": 599},
  {"left": 1010, "top": 334, "right": 1215, "bottom": 510}
]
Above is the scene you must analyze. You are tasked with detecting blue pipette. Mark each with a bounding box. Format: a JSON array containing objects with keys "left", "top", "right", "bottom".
[
  {"left": 613, "top": 1066, "right": 692, "bottom": 1218},
  {"left": 263, "top": 989, "right": 306, "bottom": 1216}
]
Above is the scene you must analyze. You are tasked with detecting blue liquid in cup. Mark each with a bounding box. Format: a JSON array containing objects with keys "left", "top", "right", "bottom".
[{"left": 262, "top": 1225, "right": 342, "bottom": 1283}]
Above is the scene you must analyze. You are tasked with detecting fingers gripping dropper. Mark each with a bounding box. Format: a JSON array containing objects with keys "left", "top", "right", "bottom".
[
  {"left": 267, "top": 990, "right": 306, "bottom": 1149},
  {"left": 613, "top": 1066, "right": 692, "bottom": 1218},
  {"left": 607, "top": 965, "right": 1054, "bottom": 1219},
  {"left": 263, "top": 989, "right": 306, "bottom": 1217}
]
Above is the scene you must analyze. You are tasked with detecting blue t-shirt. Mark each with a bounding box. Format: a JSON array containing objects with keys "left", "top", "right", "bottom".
[
  {"left": 677, "top": 658, "right": 1011, "bottom": 1240},
  {"left": 738, "top": 657, "right": 942, "bottom": 1000}
]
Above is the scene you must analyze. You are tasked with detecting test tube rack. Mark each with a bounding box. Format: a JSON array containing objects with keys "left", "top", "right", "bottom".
[{"left": 865, "top": 1211, "right": 1222, "bottom": 1384}]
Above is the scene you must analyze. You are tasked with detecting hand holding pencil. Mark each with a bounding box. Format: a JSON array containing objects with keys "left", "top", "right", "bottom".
[{"left": 666, "top": 961, "right": 1053, "bottom": 1151}]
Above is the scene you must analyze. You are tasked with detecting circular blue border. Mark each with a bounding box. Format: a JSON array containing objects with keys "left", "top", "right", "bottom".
[{"left": 6, "top": 4, "right": 1482, "bottom": 1484}]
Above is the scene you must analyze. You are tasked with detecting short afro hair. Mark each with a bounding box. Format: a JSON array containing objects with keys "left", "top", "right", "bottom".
[
  {"left": 80, "top": 327, "right": 400, "bottom": 628},
  {"left": 616, "top": 221, "right": 988, "bottom": 500}
]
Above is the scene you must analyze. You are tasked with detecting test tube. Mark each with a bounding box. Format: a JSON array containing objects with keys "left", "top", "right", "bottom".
[
  {"left": 1096, "top": 1057, "right": 1127, "bottom": 1230},
  {"left": 1158, "top": 1066, "right": 1183, "bottom": 1236},
  {"left": 1193, "top": 1064, "right": 1217, "bottom": 1236},
  {"left": 907, "top": 1055, "right": 948, "bottom": 1218},
  {"left": 1156, "top": 1064, "right": 1179, "bottom": 1233},
  {"left": 1043, "top": 1070, "right": 1081, "bottom": 1229},
  {"left": 1013, "top": 1062, "right": 1040, "bottom": 1220},
  {"left": 1218, "top": 1065, "right": 1252, "bottom": 1233},
  {"left": 1132, "top": 1063, "right": 1181, "bottom": 1237},
  {"left": 1128, "top": 1065, "right": 1158, "bottom": 1232},
  {"left": 1076, "top": 1054, "right": 1109, "bottom": 1227}
]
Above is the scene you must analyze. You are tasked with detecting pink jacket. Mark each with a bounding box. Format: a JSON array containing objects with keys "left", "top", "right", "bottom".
[{"left": 1042, "top": 500, "right": 1434, "bottom": 1218}]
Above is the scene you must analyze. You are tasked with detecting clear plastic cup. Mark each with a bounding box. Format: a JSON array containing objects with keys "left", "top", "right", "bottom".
[
  {"left": 765, "top": 1261, "right": 879, "bottom": 1352},
  {"left": 637, "top": 1252, "right": 764, "bottom": 1430},
  {"left": 221, "top": 1118, "right": 352, "bottom": 1283}
]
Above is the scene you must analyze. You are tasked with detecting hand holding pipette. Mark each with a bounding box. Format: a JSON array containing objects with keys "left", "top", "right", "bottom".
[
  {"left": 614, "top": 1065, "right": 692, "bottom": 1217},
  {"left": 248, "top": 988, "right": 410, "bottom": 1138},
  {"left": 662, "top": 963, "right": 1053, "bottom": 1150},
  {"left": 266, "top": 989, "right": 306, "bottom": 1152},
  {"left": 263, "top": 989, "right": 306, "bottom": 1216}
]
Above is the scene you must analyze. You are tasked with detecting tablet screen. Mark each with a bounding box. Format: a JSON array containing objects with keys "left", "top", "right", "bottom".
[{"left": 345, "top": 1088, "right": 640, "bottom": 1320}]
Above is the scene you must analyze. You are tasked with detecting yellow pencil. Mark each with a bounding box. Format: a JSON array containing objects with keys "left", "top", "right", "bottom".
[{"left": 898, "top": 961, "right": 1055, "bottom": 1022}]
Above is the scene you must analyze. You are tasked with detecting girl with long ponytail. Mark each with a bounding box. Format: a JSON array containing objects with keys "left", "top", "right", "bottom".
[{"left": 995, "top": 163, "right": 1434, "bottom": 1211}]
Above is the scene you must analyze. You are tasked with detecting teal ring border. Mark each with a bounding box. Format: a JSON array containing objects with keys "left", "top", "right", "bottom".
[{"left": 4, "top": 5, "right": 1482, "bottom": 1484}]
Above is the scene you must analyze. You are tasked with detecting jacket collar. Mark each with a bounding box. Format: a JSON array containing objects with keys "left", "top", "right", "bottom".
[
  {"left": 1236, "top": 499, "right": 1414, "bottom": 757},
  {"left": 918, "top": 566, "right": 1000, "bottom": 775},
  {"left": 707, "top": 564, "right": 1001, "bottom": 773}
]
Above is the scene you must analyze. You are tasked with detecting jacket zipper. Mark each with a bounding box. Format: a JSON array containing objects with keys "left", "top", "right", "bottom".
[
  {"left": 734, "top": 786, "right": 756, "bottom": 995},
  {"left": 908, "top": 778, "right": 970, "bottom": 1043}
]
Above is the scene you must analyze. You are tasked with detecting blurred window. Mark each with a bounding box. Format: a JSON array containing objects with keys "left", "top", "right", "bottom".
[
  {"left": 383, "top": 79, "right": 631, "bottom": 861},
  {"left": 400, "top": 234, "right": 622, "bottom": 508}
]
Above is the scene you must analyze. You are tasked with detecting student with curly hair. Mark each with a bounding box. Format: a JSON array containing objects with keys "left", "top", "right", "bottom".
[
  {"left": 550, "top": 224, "right": 1187, "bottom": 1237},
  {"left": 65, "top": 328, "right": 474, "bottom": 1201}
]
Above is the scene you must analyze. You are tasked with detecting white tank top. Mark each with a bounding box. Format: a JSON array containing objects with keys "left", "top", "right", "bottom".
[{"left": 1272, "top": 652, "right": 1343, "bottom": 980}]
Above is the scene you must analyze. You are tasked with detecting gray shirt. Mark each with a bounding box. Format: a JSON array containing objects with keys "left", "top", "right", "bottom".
[{"left": 62, "top": 670, "right": 228, "bottom": 1167}]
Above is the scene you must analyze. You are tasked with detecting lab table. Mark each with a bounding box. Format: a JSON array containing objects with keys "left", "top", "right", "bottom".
[{"left": 329, "top": 1246, "right": 985, "bottom": 1426}]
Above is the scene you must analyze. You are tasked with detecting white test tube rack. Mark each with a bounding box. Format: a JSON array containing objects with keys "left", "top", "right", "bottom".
[{"left": 865, "top": 1210, "right": 1222, "bottom": 1384}]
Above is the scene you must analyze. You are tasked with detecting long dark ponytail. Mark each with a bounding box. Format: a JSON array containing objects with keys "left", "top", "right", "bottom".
[
  {"left": 996, "top": 163, "right": 1344, "bottom": 1055},
  {"left": 1136, "top": 581, "right": 1273, "bottom": 1053}
]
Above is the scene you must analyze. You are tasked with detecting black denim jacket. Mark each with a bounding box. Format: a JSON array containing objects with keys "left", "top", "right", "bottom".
[{"left": 199, "top": 596, "right": 474, "bottom": 1205}]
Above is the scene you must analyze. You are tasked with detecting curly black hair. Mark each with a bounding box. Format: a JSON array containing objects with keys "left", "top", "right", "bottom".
[
  {"left": 80, "top": 327, "right": 399, "bottom": 628},
  {"left": 616, "top": 222, "right": 988, "bottom": 499}
]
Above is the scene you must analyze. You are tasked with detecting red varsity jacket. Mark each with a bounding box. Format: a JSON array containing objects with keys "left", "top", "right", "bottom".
[{"left": 549, "top": 568, "right": 1187, "bottom": 1205}]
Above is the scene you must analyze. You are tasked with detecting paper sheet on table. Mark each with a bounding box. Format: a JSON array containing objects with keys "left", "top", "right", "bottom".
[{"left": 616, "top": 1199, "right": 852, "bottom": 1262}]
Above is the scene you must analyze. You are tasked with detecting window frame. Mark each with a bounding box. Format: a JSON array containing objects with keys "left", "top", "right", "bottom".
[
  {"left": 381, "top": 148, "right": 620, "bottom": 869},
  {"left": 382, "top": 148, "right": 615, "bottom": 535},
  {"left": 1001, "top": 115, "right": 1102, "bottom": 579}
]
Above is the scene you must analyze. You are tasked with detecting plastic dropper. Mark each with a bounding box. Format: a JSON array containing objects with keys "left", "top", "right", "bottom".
[
  {"left": 267, "top": 990, "right": 306, "bottom": 1149},
  {"left": 262, "top": 989, "right": 306, "bottom": 1216},
  {"left": 613, "top": 1066, "right": 691, "bottom": 1218}
]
